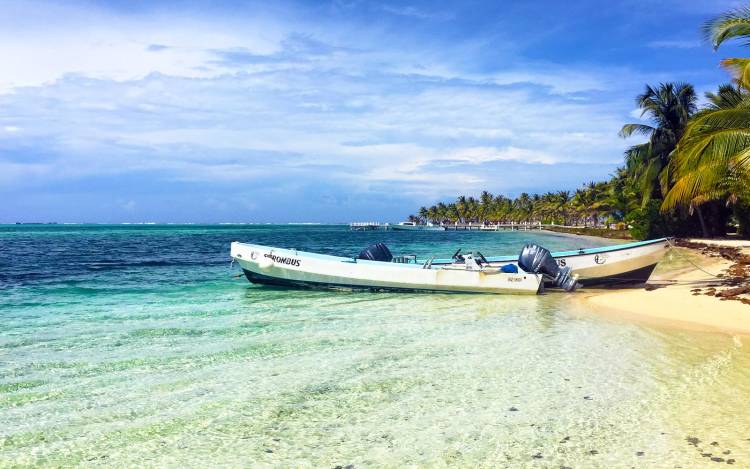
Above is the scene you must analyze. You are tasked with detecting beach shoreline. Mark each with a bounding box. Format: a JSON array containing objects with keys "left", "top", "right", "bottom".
[{"left": 575, "top": 238, "right": 750, "bottom": 336}]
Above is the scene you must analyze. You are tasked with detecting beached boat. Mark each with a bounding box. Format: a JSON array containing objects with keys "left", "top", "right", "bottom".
[
  {"left": 230, "top": 242, "right": 577, "bottom": 294},
  {"left": 391, "top": 222, "right": 445, "bottom": 231},
  {"left": 432, "top": 238, "right": 671, "bottom": 286}
]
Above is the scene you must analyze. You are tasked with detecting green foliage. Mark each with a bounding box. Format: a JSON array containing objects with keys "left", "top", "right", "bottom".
[
  {"left": 626, "top": 200, "right": 664, "bottom": 240},
  {"left": 410, "top": 182, "right": 619, "bottom": 227},
  {"left": 662, "top": 6, "right": 750, "bottom": 233},
  {"left": 620, "top": 82, "right": 697, "bottom": 205}
]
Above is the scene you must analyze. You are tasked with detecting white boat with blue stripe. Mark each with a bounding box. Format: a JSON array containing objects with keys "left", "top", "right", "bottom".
[{"left": 432, "top": 238, "right": 671, "bottom": 286}]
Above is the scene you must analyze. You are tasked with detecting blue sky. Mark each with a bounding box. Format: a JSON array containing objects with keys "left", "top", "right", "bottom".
[{"left": 0, "top": 0, "right": 745, "bottom": 223}]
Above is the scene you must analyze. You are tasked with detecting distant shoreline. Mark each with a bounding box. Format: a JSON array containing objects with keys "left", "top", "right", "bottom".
[
  {"left": 539, "top": 229, "right": 629, "bottom": 246},
  {"left": 542, "top": 225, "right": 632, "bottom": 240}
]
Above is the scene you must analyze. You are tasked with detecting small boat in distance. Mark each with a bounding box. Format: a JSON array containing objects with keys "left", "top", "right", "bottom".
[
  {"left": 431, "top": 238, "right": 671, "bottom": 286},
  {"left": 391, "top": 221, "right": 445, "bottom": 231},
  {"left": 231, "top": 242, "right": 577, "bottom": 294}
]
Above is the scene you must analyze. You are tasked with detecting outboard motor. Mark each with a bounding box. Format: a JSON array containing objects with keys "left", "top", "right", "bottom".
[
  {"left": 518, "top": 244, "right": 578, "bottom": 292},
  {"left": 357, "top": 243, "right": 393, "bottom": 262}
]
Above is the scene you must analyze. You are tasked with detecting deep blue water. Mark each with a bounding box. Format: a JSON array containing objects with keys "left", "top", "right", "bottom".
[{"left": 0, "top": 224, "right": 606, "bottom": 291}]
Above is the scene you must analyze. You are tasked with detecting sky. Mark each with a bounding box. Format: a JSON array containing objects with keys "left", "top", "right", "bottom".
[{"left": 0, "top": 0, "right": 746, "bottom": 223}]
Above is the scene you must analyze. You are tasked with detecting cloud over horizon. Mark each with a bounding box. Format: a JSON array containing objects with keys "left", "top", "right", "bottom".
[{"left": 0, "top": 0, "right": 742, "bottom": 222}]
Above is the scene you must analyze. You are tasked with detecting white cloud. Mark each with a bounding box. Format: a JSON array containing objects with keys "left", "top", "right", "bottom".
[
  {"left": 0, "top": 0, "right": 649, "bottom": 213},
  {"left": 449, "top": 146, "right": 557, "bottom": 165},
  {"left": 380, "top": 4, "right": 454, "bottom": 20},
  {"left": 0, "top": 1, "right": 286, "bottom": 93},
  {"left": 647, "top": 39, "right": 702, "bottom": 49},
  {"left": 120, "top": 199, "right": 136, "bottom": 211}
]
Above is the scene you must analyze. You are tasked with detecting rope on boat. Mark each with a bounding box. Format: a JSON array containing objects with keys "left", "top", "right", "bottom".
[
  {"left": 230, "top": 258, "right": 245, "bottom": 278},
  {"left": 665, "top": 237, "right": 722, "bottom": 278},
  {"left": 647, "top": 279, "right": 724, "bottom": 285}
]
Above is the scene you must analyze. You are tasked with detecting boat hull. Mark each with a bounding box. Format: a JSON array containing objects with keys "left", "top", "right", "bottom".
[
  {"left": 432, "top": 238, "right": 670, "bottom": 287},
  {"left": 231, "top": 242, "right": 541, "bottom": 294},
  {"left": 576, "top": 263, "right": 658, "bottom": 287},
  {"left": 544, "top": 239, "right": 668, "bottom": 286}
]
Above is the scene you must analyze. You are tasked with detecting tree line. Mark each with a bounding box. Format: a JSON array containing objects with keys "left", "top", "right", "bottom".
[{"left": 411, "top": 6, "right": 750, "bottom": 240}]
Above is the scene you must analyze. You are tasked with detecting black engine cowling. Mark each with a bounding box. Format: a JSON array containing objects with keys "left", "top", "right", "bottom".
[
  {"left": 518, "top": 244, "right": 578, "bottom": 292},
  {"left": 357, "top": 243, "right": 393, "bottom": 262}
]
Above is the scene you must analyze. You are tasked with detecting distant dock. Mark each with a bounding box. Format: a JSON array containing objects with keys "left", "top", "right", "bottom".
[{"left": 350, "top": 222, "right": 388, "bottom": 231}]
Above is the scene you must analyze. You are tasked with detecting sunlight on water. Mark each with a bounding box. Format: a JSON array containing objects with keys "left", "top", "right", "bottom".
[{"left": 1, "top": 225, "right": 749, "bottom": 467}]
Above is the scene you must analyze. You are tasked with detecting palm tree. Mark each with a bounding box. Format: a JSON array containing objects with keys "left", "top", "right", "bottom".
[
  {"left": 704, "top": 7, "right": 750, "bottom": 89},
  {"left": 466, "top": 196, "right": 480, "bottom": 222},
  {"left": 541, "top": 190, "right": 571, "bottom": 225},
  {"left": 479, "top": 191, "right": 493, "bottom": 223},
  {"left": 447, "top": 203, "right": 461, "bottom": 223},
  {"left": 455, "top": 196, "right": 468, "bottom": 223},
  {"left": 664, "top": 85, "right": 750, "bottom": 205},
  {"left": 571, "top": 188, "right": 590, "bottom": 225},
  {"left": 514, "top": 193, "right": 532, "bottom": 223},
  {"left": 620, "top": 82, "right": 697, "bottom": 205},
  {"left": 436, "top": 202, "right": 448, "bottom": 223},
  {"left": 663, "top": 8, "right": 750, "bottom": 236},
  {"left": 417, "top": 207, "right": 429, "bottom": 223}
]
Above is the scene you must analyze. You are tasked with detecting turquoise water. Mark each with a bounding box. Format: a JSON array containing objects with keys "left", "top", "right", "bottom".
[{"left": 2, "top": 225, "right": 749, "bottom": 467}]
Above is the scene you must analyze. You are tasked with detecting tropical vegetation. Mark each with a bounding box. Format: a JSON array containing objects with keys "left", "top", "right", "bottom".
[{"left": 409, "top": 6, "right": 750, "bottom": 239}]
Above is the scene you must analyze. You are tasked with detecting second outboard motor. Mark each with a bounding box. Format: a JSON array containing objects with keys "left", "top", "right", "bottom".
[
  {"left": 357, "top": 243, "right": 393, "bottom": 262},
  {"left": 518, "top": 244, "right": 578, "bottom": 292}
]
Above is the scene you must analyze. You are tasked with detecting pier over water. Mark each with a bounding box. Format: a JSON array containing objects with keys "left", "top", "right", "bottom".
[{"left": 349, "top": 222, "right": 387, "bottom": 231}]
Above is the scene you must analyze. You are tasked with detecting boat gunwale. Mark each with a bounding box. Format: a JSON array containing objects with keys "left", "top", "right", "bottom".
[
  {"left": 430, "top": 237, "right": 671, "bottom": 264},
  {"left": 232, "top": 238, "right": 670, "bottom": 269},
  {"left": 231, "top": 242, "right": 442, "bottom": 270}
]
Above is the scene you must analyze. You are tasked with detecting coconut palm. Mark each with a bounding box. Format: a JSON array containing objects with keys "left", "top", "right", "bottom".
[
  {"left": 663, "top": 7, "right": 750, "bottom": 236},
  {"left": 455, "top": 196, "right": 468, "bottom": 223},
  {"left": 479, "top": 191, "right": 493, "bottom": 222},
  {"left": 553, "top": 190, "right": 571, "bottom": 224},
  {"left": 704, "top": 7, "right": 750, "bottom": 88},
  {"left": 619, "top": 82, "right": 697, "bottom": 205}
]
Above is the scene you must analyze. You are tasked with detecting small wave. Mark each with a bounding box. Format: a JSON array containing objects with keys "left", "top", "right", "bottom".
[{"left": 84, "top": 259, "right": 209, "bottom": 270}]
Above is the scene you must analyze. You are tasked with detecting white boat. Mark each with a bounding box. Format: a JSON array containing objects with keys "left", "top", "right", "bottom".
[
  {"left": 431, "top": 238, "right": 671, "bottom": 286},
  {"left": 391, "top": 222, "right": 445, "bottom": 231},
  {"left": 230, "top": 242, "right": 546, "bottom": 294}
]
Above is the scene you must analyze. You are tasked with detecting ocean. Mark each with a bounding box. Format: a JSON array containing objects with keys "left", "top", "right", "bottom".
[{"left": 1, "top": 224, "right": 749, "bottom": 467}]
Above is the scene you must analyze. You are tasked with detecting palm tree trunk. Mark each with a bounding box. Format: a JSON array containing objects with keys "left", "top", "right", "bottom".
[{"left": 696, "top": 205, "right": 710, "bottom": 238}]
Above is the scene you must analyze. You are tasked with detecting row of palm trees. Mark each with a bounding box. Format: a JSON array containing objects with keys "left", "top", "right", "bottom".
[
  {"left": 410, "top": 182, "right": 614, "bottom": 227},
  {"left": 410, "top": 6, "right": 750, "bottom": 238}
]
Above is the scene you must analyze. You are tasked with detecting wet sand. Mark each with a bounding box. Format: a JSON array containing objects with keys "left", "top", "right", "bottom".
[{"left": 578, "top": 239, "right": 750, "bottom": 336}]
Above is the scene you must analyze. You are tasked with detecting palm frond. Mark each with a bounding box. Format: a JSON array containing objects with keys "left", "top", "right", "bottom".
[
  {"left": 720, "top": 58, "right": 750, "bottom": 90},
  {"left": 618, "top": 123, "right": 655, "bottom": 138},
  {"left": 703, "top": 6, "right": 750, "bottom": 50},
  {"left": 705, "top": 83, "right": 745, "bottom": 109}
]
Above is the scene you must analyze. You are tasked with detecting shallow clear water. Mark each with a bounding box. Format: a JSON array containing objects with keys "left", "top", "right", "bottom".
[{"left": 1, "top": 225, "right": 749, "bottom": 467}]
